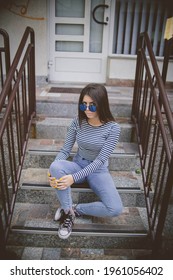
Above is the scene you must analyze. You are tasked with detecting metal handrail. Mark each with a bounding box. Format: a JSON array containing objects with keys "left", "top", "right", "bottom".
[
  {"left": 0, "top": 28, "right": 11, "bottom": 93},
  {"left": 0, "top": 27, "right": 36, "bottom": 255},
  {"left": 162, "top": 37, "right": 173, "bottom": 85},
  {"left": 132, "top": 32, "right": 173, "bottom": 255}
]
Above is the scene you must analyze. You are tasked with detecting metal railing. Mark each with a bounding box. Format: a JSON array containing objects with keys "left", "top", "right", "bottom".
[
  {"left": 0, "top": 28, "right": 11, "bottom": 93},
  {"left": 132, "top": 32, "right": 173, "bottom": 255},
  {"left": 0, "top": 27, "right": 36, "bottom": 254},
  {"left": 162, "top": 37, "right": 173, "bottom": 85}
]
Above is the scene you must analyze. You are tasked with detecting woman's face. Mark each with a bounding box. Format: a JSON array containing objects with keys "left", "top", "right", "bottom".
[{"left": 82, "top": 95, "right": 99, "bottom": 120}]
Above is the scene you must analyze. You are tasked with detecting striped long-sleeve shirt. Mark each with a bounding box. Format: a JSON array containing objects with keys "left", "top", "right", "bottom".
[{"left": 55, "top": 117, "right": 120, "bottom": 182}]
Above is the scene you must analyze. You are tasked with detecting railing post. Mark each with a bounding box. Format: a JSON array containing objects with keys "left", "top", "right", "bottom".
[
  {"left": 0, "top": 210, "right": 6, "bottom": 259},
  {"left": 29, "top": 28, "right": 36, "bottom": 116},
  {"left": 0, "top": 28, "right": 11, "bottom": 95},
  {"left": 152, "top": 154, "right": 173, "bottom": 257},
  {"left": 0, "top": 28, "right": 11, "bottom": 76},
  {"left": 0, "top": 210, "right": 19, "bottom": 259},
  {"left": 162, "top": 37, "right": 173, "bottom": 85},
  {"left": 132, "top": 34, "right": 144, "bottom": 120}
]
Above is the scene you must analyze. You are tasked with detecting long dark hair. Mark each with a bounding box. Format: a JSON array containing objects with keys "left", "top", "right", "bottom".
[{"left": 78, "top": 83, "right": 115, "bottom": 125}]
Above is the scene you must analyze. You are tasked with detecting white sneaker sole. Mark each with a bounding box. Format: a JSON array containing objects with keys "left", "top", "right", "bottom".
[
  {"left": 58, "top": 229, "right": 72, "bottom": 239},
  {"left": 54, "top": 208, "right": 62, "bottom": 221}
]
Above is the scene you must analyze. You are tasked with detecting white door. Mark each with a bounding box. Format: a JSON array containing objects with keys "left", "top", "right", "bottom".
[{"left": 49, "top": 0, "right": 112, "bottom": 83}]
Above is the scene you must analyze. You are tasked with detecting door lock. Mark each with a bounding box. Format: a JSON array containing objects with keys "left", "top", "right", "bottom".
[{"left": 48, "top": 60, "right": 53, "bottom": 68}]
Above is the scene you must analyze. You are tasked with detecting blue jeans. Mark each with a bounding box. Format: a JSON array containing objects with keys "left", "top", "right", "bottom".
[{"left": 49, "top": 154, "right": 123, "bottom": 217}]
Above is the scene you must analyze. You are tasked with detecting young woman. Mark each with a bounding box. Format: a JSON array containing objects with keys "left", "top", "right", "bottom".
[{"left": 49, "top": 83, "right": 123, "bottom": 239}]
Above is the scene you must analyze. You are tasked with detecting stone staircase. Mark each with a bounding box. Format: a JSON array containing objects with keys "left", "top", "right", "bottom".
[{"left": 7, "top": 85, "right": 152, "bottom": 260}]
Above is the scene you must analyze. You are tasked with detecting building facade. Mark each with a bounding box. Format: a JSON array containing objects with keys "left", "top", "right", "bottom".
[{"left": 0, "top": 0, "right": 173, "bottom": 84}]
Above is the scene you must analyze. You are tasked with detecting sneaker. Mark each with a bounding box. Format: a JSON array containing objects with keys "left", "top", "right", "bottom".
[
  {"left": 54, "top": 206, "right": 80, "bottom": 222},
  {"left": 72, "top": 204, "right": 81, "bottom": 218},
  {"left": 58, "top": 212, "right": 75, "bottom": 239},
  {"left": 54, "top": 208, "right": 66, "bottom": 222}
]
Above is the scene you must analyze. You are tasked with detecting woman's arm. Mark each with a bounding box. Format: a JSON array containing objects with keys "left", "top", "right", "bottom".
[
  {"left": 72, "top": 123, "right": 120, "bottom": 182},
  {"left": 48, "top": 118, "right": 77, "bottom": 189},
  {"left": 55, "top": 118, "right": 77, "bottom": 161}
]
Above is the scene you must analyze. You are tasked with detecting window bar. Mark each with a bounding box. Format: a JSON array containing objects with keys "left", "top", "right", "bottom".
[
  {"left": 124, "top": 0, "right": 133, "bottom": 54},
  {"left": 131, "top": 0, "right": 141, "bottom": 55},
  {"left": 153, "top": 1, "right": 162, "bottom": 56},
  {"left": 140, "top": 0, "right": 147, "bottom": 33},
  {"left": 147, "top": 0, "right": 155, "bottom": 41},
  {"left": 116, "top": 0, "right": 126, "bottom": 54},
  {"left": 159, "top": 8, "right": 167, "bottom": 57}
]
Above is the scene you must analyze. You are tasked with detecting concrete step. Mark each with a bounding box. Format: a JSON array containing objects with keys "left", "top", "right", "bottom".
[
  {"left": 36, "top": 87, "right": 134, "bottom": 118},
  {"left": 24, "top": 139, "right": 140, "bottom": 171},
  {"left": 8, "top": 202, "right": 150, "bottom": 251},
  {"left": 31, "top": 117, "right": 134, "bottom": 142},
  {"left": 6, "top": 245, "right": 152, "bottom": 260},
  {"left": 17, "top": 168, "right": 145, "bottom": 207}
]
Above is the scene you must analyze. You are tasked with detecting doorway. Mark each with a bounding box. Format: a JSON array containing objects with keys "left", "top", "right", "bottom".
[{"left": 48, "top": 0, "right": 112, "bottom": 83}]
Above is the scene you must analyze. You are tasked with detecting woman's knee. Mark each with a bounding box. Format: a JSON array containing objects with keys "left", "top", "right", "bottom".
[
  {"left": 107, "top": 202, "right": 123, "bottom": 217},
  {"left": 49, "top": 160, "right": 65, "bottom": 178}
]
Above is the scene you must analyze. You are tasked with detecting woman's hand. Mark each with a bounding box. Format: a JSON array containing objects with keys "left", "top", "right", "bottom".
[
  {"left": 48, "top": 173, "right": 74, "bottom": 190},
  {"left": 56, "top": 175, "right": 74, "bottom": 190}
]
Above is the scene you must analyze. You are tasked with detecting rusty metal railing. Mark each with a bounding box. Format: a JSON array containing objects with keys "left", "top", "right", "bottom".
[
  {"left": 0, "top": 28, "right": 11, "bottom": 94},
  {"left": 132, "top": 32, "right": 173, "bottom": 255},
  {"left": 162, "top": 37, "right": 173, "bottom": 85},
  {"left": 0, "top": 27, "right": 36, "bottom": 255}
]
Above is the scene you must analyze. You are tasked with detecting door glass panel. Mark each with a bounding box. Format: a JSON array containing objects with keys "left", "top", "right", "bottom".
[
  {"left": 56, "top": 41, "right": 83, "bottom": 52},
  {"left": 56, "top": 24, "right": 84, "bottom": 35},
  {"left": 55, "top": 0, "right": 85, "bottom": 52},
  {"left": 55, "top": 0, "right": 85, "bottom": 18},
  {"left": 90, "top": 0, "right": 105, "bottom": 53}
]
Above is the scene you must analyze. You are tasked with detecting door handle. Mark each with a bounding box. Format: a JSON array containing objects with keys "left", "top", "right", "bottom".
[{"left": 92, "top": 4, "right": 109, "bottom": 25}]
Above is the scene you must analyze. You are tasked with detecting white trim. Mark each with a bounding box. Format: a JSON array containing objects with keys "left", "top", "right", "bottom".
[
  {"left": 109, "top": 0, "right": 115, "bottom": 54},
  {"left": 54, "top": 35, "right": 85, "bottom": 41},
  {"left": 54, "top": 18, "right": 85, "bottom": 24},
  {"left": 84, "top": 0, "right": 90, "bottom": 53},
  {"left": 108, "top": 54, "right": 165, "bottom": 61}
]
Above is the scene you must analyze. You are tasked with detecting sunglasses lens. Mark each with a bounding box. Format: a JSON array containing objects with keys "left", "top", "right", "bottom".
[
  {"left": 89, "top": 105, "right": 97, "bottom": 112},
  {"left": 79, "top": 103, "right": 87, "bottom": 111}
]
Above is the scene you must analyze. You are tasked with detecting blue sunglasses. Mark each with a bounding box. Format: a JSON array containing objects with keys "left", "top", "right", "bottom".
[{"left": 79, "top": 103, "right": 97, "bottom": 112}]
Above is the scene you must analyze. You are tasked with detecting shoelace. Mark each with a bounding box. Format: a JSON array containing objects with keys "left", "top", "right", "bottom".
[
  {"left": 72, "top": 204, "right": 81, "bottom": 217},
  {"left": 73, "top": 209, "right": 80, "bottom": 218},
  {"left": 62, "top": 214, "right": 74, "bottom": 230}
]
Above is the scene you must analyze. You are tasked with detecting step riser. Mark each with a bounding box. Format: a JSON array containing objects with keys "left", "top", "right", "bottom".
[
  {"left": 16, "top": 188, "right": 145, "bottom": 207},
  {"left": 8, "top": 232, "right": 150, "bottom": 250},
  {"left": 34, "top": 123, "right": 132, "bottom": 142},
  {"left": 23, "top": 153, "right": 139, "bottom": 171},
  {"left": 36, "top": 103, "right": 132, "bottom": 118}
]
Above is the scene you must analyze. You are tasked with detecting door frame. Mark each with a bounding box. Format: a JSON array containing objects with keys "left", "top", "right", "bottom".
[{"left": 48, "top": 0, "right": 113, "bottom": 84}]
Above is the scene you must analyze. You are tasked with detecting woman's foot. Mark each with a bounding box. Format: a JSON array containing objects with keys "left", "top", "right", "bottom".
[
  {"left": 58, "top": 212, "right": 75, "bottom": 239},
  {"left": 54, "top": 205, "right": 80, "bottom": 221},
  {"left": 72, "top": 204, "right": 81, "bottom": 217},
  {"left": 54, "top": 208, "right": 66, "bottom": 222}
]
